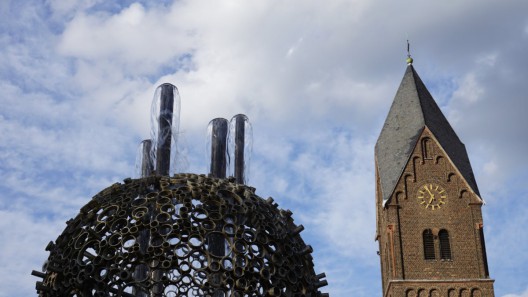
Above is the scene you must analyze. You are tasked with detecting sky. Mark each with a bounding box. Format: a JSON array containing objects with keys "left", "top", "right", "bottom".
[{"left": 0, "top": 0, "right": 527, "bottom": 296}]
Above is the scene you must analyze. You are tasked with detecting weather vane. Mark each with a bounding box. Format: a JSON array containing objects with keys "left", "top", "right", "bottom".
[{"left": 406, "top": 39, "right": 413, "bottom": 65}]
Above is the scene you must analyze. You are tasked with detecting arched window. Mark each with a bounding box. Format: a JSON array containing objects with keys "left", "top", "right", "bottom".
[
  {"left": 448, "top": 288, "right": 457, "bottom": 297},
  {"left": 471, "top": 288, "right": 482, "bottom": 297},
  {"left": 423, "top": 229, "right": 435, "bottom": 260},
  {"left": 439, "top": 229, "right": 452, "bottom": 260}
]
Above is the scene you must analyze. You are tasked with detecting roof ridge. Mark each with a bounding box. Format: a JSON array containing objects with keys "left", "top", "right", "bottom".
[{"left": 410, "top": 66, "right": 463, "bottom": 145}]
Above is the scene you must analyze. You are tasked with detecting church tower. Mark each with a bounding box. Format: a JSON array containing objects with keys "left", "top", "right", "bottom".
[{"left": 375, "top": 59, "right": 495, "bottom": 297}]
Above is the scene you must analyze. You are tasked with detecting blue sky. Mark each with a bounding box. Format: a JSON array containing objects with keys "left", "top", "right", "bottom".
[{"left": 1, "top": 0, "right": 528, "bottom": 296}]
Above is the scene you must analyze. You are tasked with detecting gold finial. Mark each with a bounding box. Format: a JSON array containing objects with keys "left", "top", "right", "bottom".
[{"left": 406, "top": 40, "right": 413, "bottom": 65}]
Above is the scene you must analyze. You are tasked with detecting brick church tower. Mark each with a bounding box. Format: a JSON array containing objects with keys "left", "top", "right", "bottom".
[{"left": 375, "top": 60, "right": 495, "bottom": 297}]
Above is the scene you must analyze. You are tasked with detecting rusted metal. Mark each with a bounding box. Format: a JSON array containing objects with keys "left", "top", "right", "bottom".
[{"left": 34, "top": 174, "right": 328, "bottom": 296}]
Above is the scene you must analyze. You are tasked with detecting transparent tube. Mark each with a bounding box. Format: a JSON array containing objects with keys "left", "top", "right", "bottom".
[
  {"left": 150, "top": 83, "right": 181, "bottom": 176},
  {"left": 205, "top": 122, "right": 213, "bottom": 174},
  {"left": 227, "top": 114, "right": 252, "bottom": 184},
  {"left": 134, "top": 139, "right": 153, "bottom": 178},
  {"left": 173, "top": 132, "right": 189, "bottom": 174}
]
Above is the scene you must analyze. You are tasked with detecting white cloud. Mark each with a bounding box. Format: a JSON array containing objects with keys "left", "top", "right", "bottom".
[
  {"left": 502, "top": 288, "right": 528, "bottom": 297},
  {"left": 477, "top": 53, "right": 498, "bottom": 67},
  {"left": 46, "top": 0, "right": 103, "bottom": 18},
  {"left": 1, "top": 0, "right": 528, "bottom": 296},
  {"left": 452, "top": 72, "right": 484, "bottom": 104},
  {"left": 0, "top": 210, "right": 66, "bottom": 297},
  {"left": 58, "top": 3, "right": 194, "bottom": 76},
  {"left": 483, "top": 160, "right": 498, "bottom": 175}
]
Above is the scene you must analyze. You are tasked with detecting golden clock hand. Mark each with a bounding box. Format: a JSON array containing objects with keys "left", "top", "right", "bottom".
[
  {"left": 424, "top": 187, "right": 433, "bottom": 196},
  {"left": 424, "top": 187, "right": 435, "bottom": 202}
]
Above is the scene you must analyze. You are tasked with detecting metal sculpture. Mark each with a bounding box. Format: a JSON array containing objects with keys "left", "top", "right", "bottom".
[
  {"left": 33, "top": 174, "right": 328, "bottom": 296},
  {"left": 33, "top": 83, "right": 328, "bottom": 297}
]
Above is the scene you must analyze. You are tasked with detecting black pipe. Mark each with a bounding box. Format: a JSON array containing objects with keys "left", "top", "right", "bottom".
[
  {"left": 140, "top": 140, "right": 153, "bottom": 177},
  {"left": 210, "top": 118, "right": 228, "bottom": 178},
  {"left": 134, "top": 140, "right": 152, "bottom": 297},
  {"left": 208, "top": 118, "right": 228, "bottom": 297},
  {"left": 234, "top": 114, "right": 245, "bottom": 184},
  {"left": 156, "top": 83, "right": 174, "bottom": 176}
]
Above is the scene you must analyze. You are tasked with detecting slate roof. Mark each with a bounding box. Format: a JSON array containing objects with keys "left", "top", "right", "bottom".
[{"left": 375, "top": 65, "right": 480, "bottom": 204}]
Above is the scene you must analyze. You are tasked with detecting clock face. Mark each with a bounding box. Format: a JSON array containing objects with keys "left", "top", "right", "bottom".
[{"left": 417, "top": 183, "right": 447, "bottom": 210}]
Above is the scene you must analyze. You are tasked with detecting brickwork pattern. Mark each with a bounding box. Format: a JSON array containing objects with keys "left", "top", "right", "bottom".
[
  {"left": 376, "top": 128, "right": 494, "bottom": 297},
  {"left": 386, "top": 280, "right": 495, "bottom": 297}
]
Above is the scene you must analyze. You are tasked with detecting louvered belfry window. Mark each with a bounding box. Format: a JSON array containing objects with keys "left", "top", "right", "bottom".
[
  {"left": 439, "top": 229, "right": 452, "bottom": 260},
  {"left": 423, "top": 229, "right": 435, "bottom": 260}
]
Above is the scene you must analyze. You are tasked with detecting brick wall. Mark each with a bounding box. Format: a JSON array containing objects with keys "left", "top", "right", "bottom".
[{"left": 376, "top": 128, "right": 493, "bottom": 296}]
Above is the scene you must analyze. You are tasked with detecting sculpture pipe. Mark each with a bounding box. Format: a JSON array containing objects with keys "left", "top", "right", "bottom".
[
  {"left": 209, "top": 118, "right": 228, "bottom": 178},
  {"left": 299, "top": 245, "right": 313, "bottom": 256},
  {"left": 35, "top": 281, "right": 50, "bottom": 292},
  {"left": 153, "top": 83, "right": 178, "bottom": 176},
  {"left": 267, "top": 287, "right": 281, "bottom": 296},
  {"left": 233, "top": 114, "right": 246, "bottom": 184},
  {"left": 31, "top": 270, "right": 46, "bottom": 278},
  {"left": 45, "top": 241, "right": 55, "bottom": 251},
  {"left": 136, "top": 139, "right": 153, "bottom": 178},
  {"left": 290, "top": 225, "right": 305, "bottom": 236}
]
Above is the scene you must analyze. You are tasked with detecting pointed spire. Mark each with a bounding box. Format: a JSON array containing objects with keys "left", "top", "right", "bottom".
[{"left": 375, "top": 65, "right": 480, "bottom": 204}]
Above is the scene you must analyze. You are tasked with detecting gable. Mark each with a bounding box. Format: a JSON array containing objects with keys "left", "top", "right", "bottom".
[{"left": 383, "top": 127, "right": 483, "bottom": 207}]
